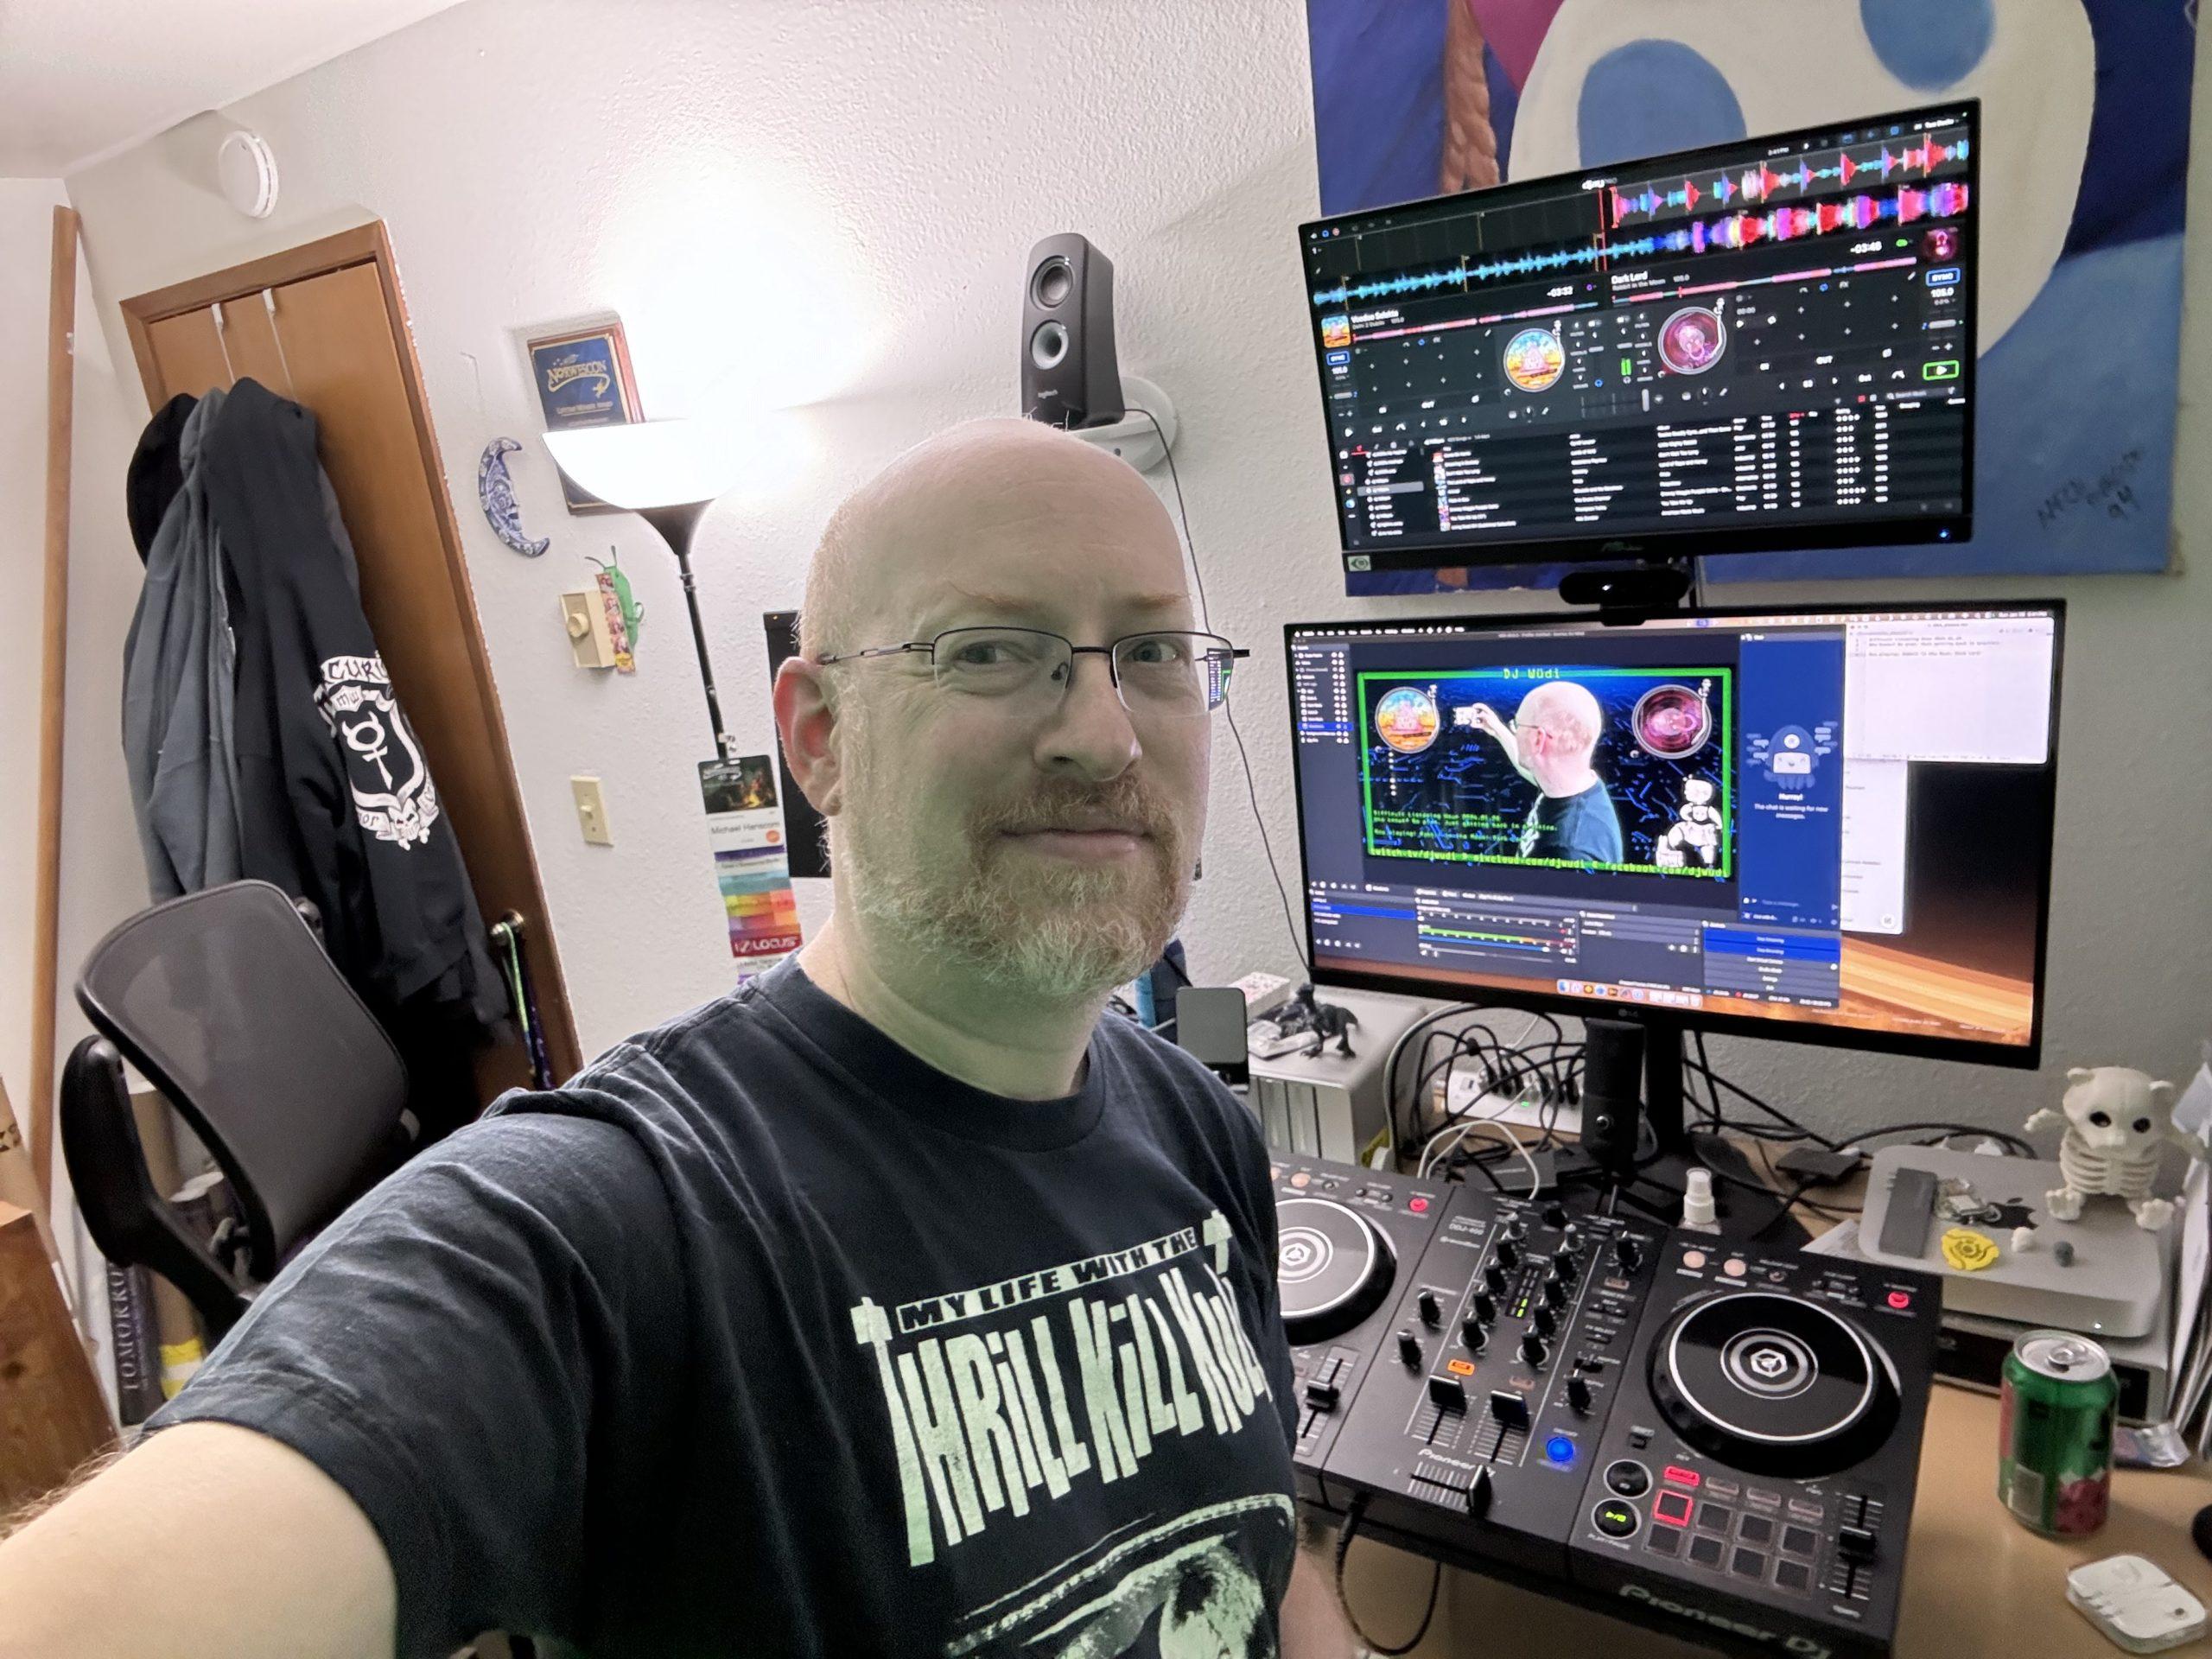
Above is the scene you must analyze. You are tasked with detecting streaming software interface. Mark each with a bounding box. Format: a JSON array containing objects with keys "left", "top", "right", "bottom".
[
  {"left": 1300, "top": 102, "right": 1976, "bottom": 568},
  {"left": 1287, "top": 605, "right": 2059, "bottom": 1050}
]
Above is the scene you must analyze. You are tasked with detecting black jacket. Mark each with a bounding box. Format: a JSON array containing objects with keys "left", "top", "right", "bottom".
[{"left": 200, "top": 378, "right": 506, "bottom": 1133}]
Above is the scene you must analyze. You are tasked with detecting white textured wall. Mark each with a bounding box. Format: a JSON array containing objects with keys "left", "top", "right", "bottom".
[{"left": 58, "top": 0, "right": 2212, "bottom": 1139}]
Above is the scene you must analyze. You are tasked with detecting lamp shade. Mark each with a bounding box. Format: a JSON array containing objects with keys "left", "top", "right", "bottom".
[{"left": 541, "top": 418, "right": 741, "bottom": 512}]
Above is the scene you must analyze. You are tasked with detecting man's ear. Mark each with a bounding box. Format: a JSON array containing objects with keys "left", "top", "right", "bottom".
[{"left": 773, "top": 656, "right": 844, "bottom": 817}]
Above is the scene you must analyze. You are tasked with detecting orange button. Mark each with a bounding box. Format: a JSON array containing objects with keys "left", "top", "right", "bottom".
[{"left": 1446, "top": 1357, "right": 1476, "bottom": 1376}]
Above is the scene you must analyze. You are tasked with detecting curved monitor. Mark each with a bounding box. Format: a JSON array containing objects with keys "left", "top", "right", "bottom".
[
  {"left": 1285, "top": 601, "right": 2062, "bottom": 1067},
  {"left": 1300, "top": 101, "right": 1978, "bottom": 575}
]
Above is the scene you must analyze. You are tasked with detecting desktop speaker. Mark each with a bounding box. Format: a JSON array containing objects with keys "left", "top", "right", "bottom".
[
  {"left": 1020, "top": 233, "right": 1123, "bottom": 429},
  {"left": 1580, "top": 1017, "right": 1645, "bottom": 1173}
]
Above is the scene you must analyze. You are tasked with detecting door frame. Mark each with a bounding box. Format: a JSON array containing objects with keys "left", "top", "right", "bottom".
[{"left": 119, "top": 222, "right": 582, "bottom": 1086}]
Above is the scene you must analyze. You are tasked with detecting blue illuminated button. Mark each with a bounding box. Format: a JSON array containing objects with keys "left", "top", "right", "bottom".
[{"left": 1547, "top": 1434, "right": 1577, "bottom": 1465}]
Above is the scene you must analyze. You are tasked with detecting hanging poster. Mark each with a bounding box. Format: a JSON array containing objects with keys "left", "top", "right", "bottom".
[
  {"left": 700, "top": 758, "right": 803, "bottom": 972},
  {"left": 525, "top": 314, "right": 644, "bottom": 513},
  {"left": 1305, "top": 0, "right": 2193, "bottom": 594}
]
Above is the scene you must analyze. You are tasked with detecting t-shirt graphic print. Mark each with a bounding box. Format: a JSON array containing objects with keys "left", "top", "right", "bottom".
[{"left": 854, "top": 1211, "right": 1296, "bottom": 1655}]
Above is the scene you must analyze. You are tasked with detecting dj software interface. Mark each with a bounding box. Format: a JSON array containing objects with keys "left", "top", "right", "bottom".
[
  {"left": 1288, "top": 607, "right": 2056, "bottom": 1045},
  {"left": 1302, "top": 108, "right": 1974, "bottom": 565}
]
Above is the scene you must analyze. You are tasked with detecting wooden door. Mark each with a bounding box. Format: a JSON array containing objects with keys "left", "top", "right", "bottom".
[{"left": 119, "top": 226, "right": 579, "bottom": 1097}]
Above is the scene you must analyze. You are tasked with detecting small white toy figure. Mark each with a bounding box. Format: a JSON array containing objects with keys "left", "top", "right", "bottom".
[
  {"left": 1656, "top": 778, "right": 1723, "bottom": 869},
  {"left": 2024, "top": 1066, "right": 2209, "bottom": 1230}
]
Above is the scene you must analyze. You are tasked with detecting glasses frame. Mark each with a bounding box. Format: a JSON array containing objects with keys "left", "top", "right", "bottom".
[{"left": 815, "top": 626, "right": 1250, "bottom": 717}]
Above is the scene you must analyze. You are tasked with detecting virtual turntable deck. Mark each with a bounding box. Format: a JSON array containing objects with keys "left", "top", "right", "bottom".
[{"left": 1271, "top": 1154, "right": 1943, "bottom": 1658}]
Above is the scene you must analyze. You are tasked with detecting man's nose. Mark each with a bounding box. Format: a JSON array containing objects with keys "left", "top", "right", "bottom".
[{"left": 1034, "top": 652, "right": 1140, "bottom": 781}]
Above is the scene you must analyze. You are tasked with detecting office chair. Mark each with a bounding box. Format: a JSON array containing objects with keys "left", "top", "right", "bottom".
[{"left": 60, "top": 880, "right": 414, "bottom": 1341}]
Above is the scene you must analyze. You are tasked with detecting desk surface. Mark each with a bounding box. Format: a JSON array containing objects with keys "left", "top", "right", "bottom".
[{"left": 1344, "top": 1141, "right": 2212, "bottom": 1655}]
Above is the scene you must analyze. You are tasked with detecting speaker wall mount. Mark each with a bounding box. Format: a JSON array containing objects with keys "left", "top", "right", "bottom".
[{"left": 1068, "top": 374, "right": 1176, "bottom": 474}]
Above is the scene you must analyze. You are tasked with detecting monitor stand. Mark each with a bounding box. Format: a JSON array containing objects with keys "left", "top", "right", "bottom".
[
  {"left": 1558, "top": 1014, "right": 1808, "bottom": 1245},
  {"left": 1557, "top": 555, "right": 1693, "bottom": 625}
]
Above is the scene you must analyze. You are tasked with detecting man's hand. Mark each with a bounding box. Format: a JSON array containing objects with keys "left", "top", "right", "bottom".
[
  {"left": 0, "top": 1422, "right": 395, "bottom": 1659},
  {"left": 1470, "top": 702, "right": 1513, "bottom": 747}
]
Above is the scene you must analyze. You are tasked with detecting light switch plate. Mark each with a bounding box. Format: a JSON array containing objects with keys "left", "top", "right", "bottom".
[{"left": 571, "top": 775, "right": 613, "bottom": 845}]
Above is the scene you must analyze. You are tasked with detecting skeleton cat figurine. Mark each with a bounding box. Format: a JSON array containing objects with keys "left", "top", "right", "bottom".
[{"left": 2024, "top": 1066, "right": 2209, "bottom": 1231}]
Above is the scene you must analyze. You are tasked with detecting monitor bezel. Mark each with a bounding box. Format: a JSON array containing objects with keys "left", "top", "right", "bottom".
[
  {"left": 1299, "top": 99, "right": 1982, "bottom": 575},
  {"left": 1280, "top": 595, "right": 2063, "bottom": 1071}
]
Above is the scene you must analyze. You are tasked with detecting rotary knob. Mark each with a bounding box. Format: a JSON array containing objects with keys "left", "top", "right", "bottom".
[
  {"left": 1520, "top": 1333, "right": 1549, "bottom": 1366},
  {"left": 1531, "top": 1305, "right": 1558, "bottom": 1338},
  {"left": 1543, "top": 1204, "right": 1569, "bottom": 1229},
  {"left": 1471, "top": 1292, "right": 1497, "bottom": 1326},
  {"left": 1417, "top": 1289, "right": 1442, "bottom": 1327},
  {"left": 1397, "top": 1329, "right": 1423, "bottom": 1366},
  {"left": 1460, "top": 1318, "right": 1488, "bottom": 1353},
  {"left": 1497, "top": 1239, "right": 1522, "bottom": 1269},
  {"left": 1615, "top": 1238, "right": 1642, "bottom": 1272},
  {"left": 1484, "top": 1263, "right": 1510, "bottom": 1296},
  {"left": 1542, "top": 1275, "right": 1569, "bottom": 1309},
  {"left": 1567, "top": 1375, "right": 1595, "bottom": 1415}
]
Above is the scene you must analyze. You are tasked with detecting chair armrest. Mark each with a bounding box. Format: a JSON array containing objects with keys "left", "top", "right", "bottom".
[{"left": 59, "top": 1037, "right": 251, "bottom": 1342}]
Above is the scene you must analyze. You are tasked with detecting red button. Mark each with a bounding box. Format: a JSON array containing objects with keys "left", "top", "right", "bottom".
[
  {"left": 1408, "top": 1197, "right": 1430, "bottom": 1213},
  {"left": 1654, "top": 1491, "right": 1694, "bottom": 1526},
  {"left": 1662, "top": 1465, "right": 1702, "bottom": 1489},
  {"left": 1886, "top": 1291, "right": 1912, "bottom": 1310}
]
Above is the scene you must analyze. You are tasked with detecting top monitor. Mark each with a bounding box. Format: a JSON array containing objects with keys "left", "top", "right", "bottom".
[{"left": 1300, "top": 101, "right": 1978, "bottom": 575}]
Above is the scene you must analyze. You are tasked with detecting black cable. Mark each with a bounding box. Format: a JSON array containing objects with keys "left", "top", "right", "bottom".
[
  {"left": 1836, "top": 1122, "right": 2036, "bottom": 1158},
  {"left": 1130, "top": 405, "right": 1309, "bottom": 976},
  {"left": 1333, "top": 1495, "right": 1441, "bottom": 1655},
  {"left": 1682, "top": 1056, "right": 1838, "bottom": 1149}
]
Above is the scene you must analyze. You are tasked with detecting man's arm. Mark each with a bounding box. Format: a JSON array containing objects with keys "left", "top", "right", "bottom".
[
  {"left": 1282, "top": 1542, "right": 1359, "bottom": 1658},
  {"left": 1470, "top": 704, "right": 1537, "bottom": 785},
  {"left": 0, "top": 1422, "right": 393, "bottom": 1659}
]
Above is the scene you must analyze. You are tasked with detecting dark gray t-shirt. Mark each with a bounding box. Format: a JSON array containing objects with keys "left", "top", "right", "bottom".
[
  {"left": 1519, "top": 779, "right": 1624, "bottom": 865},
  {"left": 149, "top": 959, "right": 1300, "bottom": 1657}
]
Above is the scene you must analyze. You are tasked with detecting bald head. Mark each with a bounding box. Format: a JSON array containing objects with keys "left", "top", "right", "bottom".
[
  {"left": 1516, "top": 680, "right": 1603, "bottom": 759},
  {"left": 800, "top": 418, "right": 1186, "bottom": 664}
]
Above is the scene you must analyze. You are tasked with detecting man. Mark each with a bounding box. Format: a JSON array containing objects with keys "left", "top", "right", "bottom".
[
  {"left": 1470, "top": 679, "right": 1624, "bottom": 865},
  {"left": 0, "top": 421, "right": 1352, "bottom": 1659}
]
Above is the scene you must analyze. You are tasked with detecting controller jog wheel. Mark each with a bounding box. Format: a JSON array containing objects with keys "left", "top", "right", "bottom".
[
  {"left": 1650, "top": 1293, "right": 1902, "bottom": 1479},
  {"left": 1277, "top": 1198, "right": 1396, "bottom": 1344}
]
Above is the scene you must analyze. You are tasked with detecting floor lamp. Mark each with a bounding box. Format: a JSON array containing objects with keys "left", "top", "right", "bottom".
[{"left": 543, "top": 419, "right": 740, "bottom": 760}]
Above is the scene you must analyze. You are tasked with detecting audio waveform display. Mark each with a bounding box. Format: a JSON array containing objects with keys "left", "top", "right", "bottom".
[
  {"left": 1311, "top": 244, "right": 1605, "bottom": 307},
  {"left": 1310, "top": 183, "right": 1968, "bottom": 308},
  {"left": 1611, "top": 136, "right": 1969, "bottom": 226}
]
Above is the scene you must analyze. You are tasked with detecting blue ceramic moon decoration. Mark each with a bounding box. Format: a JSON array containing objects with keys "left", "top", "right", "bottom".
[{"left": 478, "top": 436, "right": 550, "bottom": 556}]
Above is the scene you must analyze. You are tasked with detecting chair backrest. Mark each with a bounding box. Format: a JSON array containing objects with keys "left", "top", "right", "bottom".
[{"left": 74, "top": 880, "right": 409, "bottom": 1277}]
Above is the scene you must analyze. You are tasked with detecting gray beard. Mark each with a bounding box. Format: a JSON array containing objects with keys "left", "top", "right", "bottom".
[{"left": 833, "top": 798, "right": 1188, "bottom": 1007}]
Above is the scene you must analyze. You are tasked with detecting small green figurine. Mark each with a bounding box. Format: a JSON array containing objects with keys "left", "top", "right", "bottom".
[{"left": 588, "top": 549, "right": 645, "bottom": 672}]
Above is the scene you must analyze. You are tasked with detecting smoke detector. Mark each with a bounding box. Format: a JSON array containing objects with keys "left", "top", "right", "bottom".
[{"left": 216, "top": 130, "right": 280, "bottom": 219}]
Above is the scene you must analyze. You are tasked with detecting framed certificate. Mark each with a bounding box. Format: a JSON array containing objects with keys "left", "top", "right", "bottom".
[{"left": 525, "top": 315, "right": 642, "bottom": 512}]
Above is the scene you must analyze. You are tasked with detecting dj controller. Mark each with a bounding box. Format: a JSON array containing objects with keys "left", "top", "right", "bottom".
[{"left": 1273, "top": 1154, "right": 1942, "bottom": 1658}]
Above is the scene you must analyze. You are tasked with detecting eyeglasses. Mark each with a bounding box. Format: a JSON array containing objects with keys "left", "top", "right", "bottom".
[{"left": 816, "top": 626, "right": 1249, "bottom": 720}]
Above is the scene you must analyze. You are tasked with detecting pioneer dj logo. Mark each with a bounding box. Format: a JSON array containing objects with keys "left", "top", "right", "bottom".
[{"left": 1618, "top": 1583, "right": 1833, "bottom": 1659}]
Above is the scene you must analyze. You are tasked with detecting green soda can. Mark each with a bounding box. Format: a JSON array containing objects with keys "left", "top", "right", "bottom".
[{"left": 1997, "top": 1330, "right": 2116, "bottom": 1536}]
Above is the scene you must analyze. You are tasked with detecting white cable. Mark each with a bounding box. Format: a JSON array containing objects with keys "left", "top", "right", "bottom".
[{"left": 1418, "top": 1081, "right": 1539, "bottom": 1179}]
